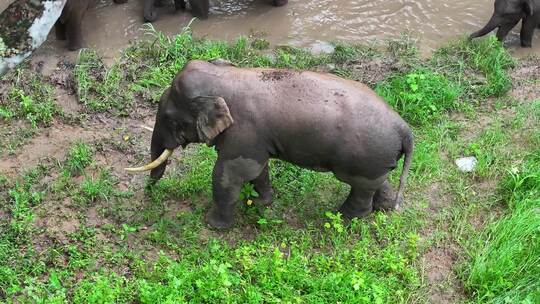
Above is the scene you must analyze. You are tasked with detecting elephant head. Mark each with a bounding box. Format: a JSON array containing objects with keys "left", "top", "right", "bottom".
[
  {"left": 126, "top": 88, "right": 234, "bottom": 180},
  {"left": 470, "top": 0, "right": 535, "bottom": 41}
]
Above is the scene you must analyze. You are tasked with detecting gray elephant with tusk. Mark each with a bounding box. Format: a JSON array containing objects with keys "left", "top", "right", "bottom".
[
  {"left": 470, "top": 0, "right": 540, "bottom": 47},
  {"left": 126, "top": 60, "right": 414, "bottom": 230}
]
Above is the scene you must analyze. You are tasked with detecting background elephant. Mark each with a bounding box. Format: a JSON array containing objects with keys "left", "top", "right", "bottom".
[
  {"left": 126, "top": 60, "right": 414, "bottom": 230},
  {"left": 143, "top": 0, "right": 288, "bottom": 22},
  {"left": 470, "top": 0, "right": 540, "bottom": 47},
  {"left": 55, "top": 0, "right": 127, "bottom": 50}
]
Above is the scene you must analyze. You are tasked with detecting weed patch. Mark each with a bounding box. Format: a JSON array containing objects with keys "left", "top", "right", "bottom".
[
  {"left": 0, "top": 69, "right": 59, "bottom": 127},
  {"left": 431, "top": 36, "right": 515, "bottom": 98},
  {"left": 464, "top": 150, "right": 540, "bottom": 303},
  {"left": 376, "top": 68, "right": 461, "bottom": 126}
]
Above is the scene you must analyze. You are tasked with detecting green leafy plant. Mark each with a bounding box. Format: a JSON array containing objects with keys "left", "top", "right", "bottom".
[{"left": 376, "top": 68, "right": 461, "bottom": 125}]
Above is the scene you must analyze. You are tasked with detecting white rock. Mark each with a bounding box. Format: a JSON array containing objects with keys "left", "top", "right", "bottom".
[
  {"left": 310, "top": 41, "right": 335, "bottom": 55},
  {"left": 455, "top": 157, "right": 478, "bottom": 172}
]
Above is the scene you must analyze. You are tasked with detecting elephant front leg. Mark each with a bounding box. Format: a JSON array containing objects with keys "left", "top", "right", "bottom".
[
  {"left": 251, "top": 162, "right": 274, "bottom": 206},
  {"left": 65, "top": 20, "right": 83, "bottom": 51},
  {"left": 273, "top": 0, "right": 288, "bottom": 6},
  {"left": 174, "top": 0, "right": 186, "bottom": 10},
  {"left": 188, "top": 0, "right": 209, "bottom": 19},
  {"left": 55, "top": 21, "right": 66, "bottom": 41},
  {"left": 520, "top": 17, "right": 536, "bottom": 47},
  {"left": 206, "top": 156, "right": 267, "bottom": 229}
]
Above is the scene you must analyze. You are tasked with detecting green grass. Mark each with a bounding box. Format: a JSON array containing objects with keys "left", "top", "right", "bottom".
[
  {"left": 431, "top": 36, "right": 515, "bottom": 98},
  {"left": 65, "top": 141, "right": 94, "bottom": 175},
  {"left": 0, "top": 69, "right": 59, "bottom": 127},
  {"left": 0, "top": 27, "right": 537, "bottom": 303},
  {"left": 74, "top": 49, "right": 128, "bottom": 113},
  {"left": 465, "top": 150, "right": 540, "bottom": 303},
  {"left": 375, "top": 68, "right": 462, "bottom": 126}
]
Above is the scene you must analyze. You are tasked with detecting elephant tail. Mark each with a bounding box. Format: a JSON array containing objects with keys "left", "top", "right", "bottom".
[{"left": 395, "top": 129, "right": 414, "bottom": 208}]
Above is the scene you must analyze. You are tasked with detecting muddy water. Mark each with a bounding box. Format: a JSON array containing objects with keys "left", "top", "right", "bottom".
[{"left": 17, "top": 0, "right": 540, "bottom": 63}]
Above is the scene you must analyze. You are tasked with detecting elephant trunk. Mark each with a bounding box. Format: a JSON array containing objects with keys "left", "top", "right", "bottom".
[
  {"left": 149, "top": 129, "right": 169, "bottom": 181},
  {"left": 144, "top": 0, "right": 158, "bottom": 22},
  {"left": 470, "top": 15, "right": 501, "bottom": 39}
]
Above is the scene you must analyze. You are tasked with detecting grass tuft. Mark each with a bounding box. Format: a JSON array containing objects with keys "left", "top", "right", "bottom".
[
  {"left": 465, "top": 151, "right": 540, "bottom": 303},
  {"left": 375, "top": 68, "right": 461, "bottom": 126}
]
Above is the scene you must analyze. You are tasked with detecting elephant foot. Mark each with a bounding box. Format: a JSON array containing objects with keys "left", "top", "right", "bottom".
[
  {"left": 206, "top": 208, "right": 234, "bottom": 230},
  {"left": 174, "top": 0, "right": 186, "bottom": 10},
  {"left": 253, "top": 188, "right": 274, "bottom": 207},
  {"left": 67, "top": 41, "right": 83, "bottom": 51},
  {"left": 521, "top": 41, "right": 532, "bottom": 48},
  {"left": 338, "top": 200, "right": 372, "bottom": 219},
  {"left": 273, "top": 0, "right": 288, "bottom": 6},
  {"left": 372, "top": 181, "right": 399, "bottom": 211},
  {"left": 144, "top": 11, "right": 158, "bottom": 22},
  {"left": 192, "top": 11, "right": 209, "bottom": 19}
]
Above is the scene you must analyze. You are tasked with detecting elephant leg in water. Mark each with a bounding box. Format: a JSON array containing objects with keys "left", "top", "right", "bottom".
[{"left": 188, "top": 0, "right": 210, "bottom": 19}]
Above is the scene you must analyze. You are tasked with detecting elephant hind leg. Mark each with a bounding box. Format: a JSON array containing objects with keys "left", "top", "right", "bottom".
[
  {"left": 336, "top": 173, "right": 386, "bottom": 219},
  {"left": 250, "top": 162, "right": 274, "bottom": 206},
  {"left": 372, "top": 179, "right": 399, "bottom": 211}
]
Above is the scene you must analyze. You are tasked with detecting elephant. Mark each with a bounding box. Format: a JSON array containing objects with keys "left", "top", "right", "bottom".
[
  {"left": 125, "top": 60, "right": 414, "bottom": 230},
  {"left": 55, "top": 0, "right": 127, "bottom": 51},
  {"left": 143, "top": 0, "right": 288, "bottom": 22},
  {"left": 470, "top": 0, "right": 540, "bottom": 47}
]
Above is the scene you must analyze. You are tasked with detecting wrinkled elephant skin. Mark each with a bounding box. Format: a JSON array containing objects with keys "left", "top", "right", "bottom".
[{"left": 143, "top": 60, "right": 414, "bottom": 230}]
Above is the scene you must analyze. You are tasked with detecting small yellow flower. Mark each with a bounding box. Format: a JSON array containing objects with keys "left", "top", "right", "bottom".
[
  {"left": 123, "top": 135, "right": 130, "bottom": 141},
  {"left": 246, "top": 199, "right": 253, "bottom": 206}
]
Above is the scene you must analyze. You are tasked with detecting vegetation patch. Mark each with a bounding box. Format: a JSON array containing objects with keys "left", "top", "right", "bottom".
[
  {"left": 0, "top": 28, "right": 536, "bottom": 303},
  {"left": 375, "top": 68, "right": 461, "bottom": 126},
  {"left": 465, "top": 147, "right": 540, "bottom": 303}
]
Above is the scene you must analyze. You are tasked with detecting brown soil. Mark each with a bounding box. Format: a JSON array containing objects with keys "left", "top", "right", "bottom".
[
  {"left": 423, "top": 246, "right": 465, "bottom": 304},
  {"left": 0, "top": 124, "right": 104, "bottom": 175}
]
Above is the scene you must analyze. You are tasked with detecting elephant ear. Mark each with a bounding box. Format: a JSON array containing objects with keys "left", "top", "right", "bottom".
[
  {"left": 191, "top": 96, "right": 234, "bottom": 144},
  {"left": 524, "top": 0, "right": 535, "bottom": 16}
]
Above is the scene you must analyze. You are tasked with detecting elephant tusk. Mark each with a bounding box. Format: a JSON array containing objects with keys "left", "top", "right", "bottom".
[
  {"left": 125, "top": 149, "right": 173, "bottom": 172},
  {"left": 139, "top": 125, "right": 154, "bottom": 132}
]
